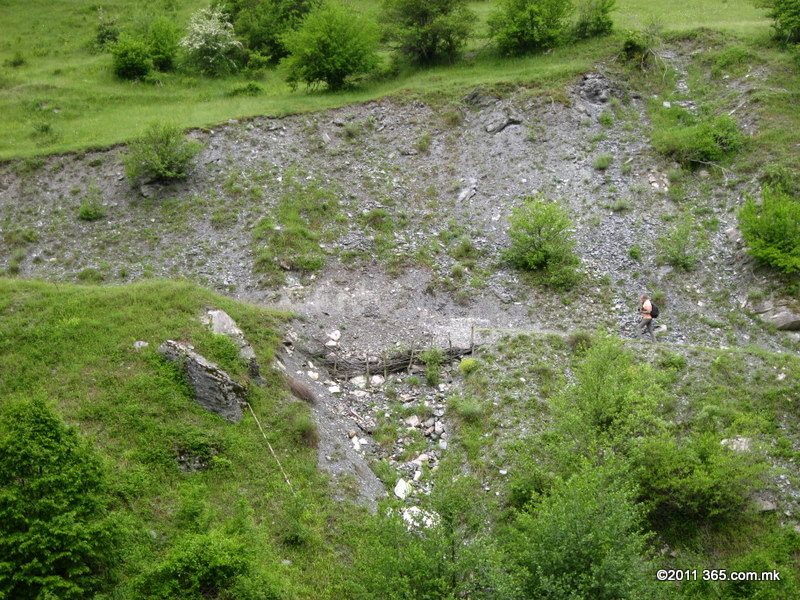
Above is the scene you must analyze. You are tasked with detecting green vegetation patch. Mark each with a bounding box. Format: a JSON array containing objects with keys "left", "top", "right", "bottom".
[{"left": 252, "top": 170, "right": 341, "bottom": 286}]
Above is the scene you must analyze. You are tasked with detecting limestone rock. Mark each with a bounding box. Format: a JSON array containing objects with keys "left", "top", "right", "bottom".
[
  {"left": 394, "top": 478, "right": 412, "bottom": 499},
  {"left": 721, "top": 436, "right": 752, "bottom": 453},
  {"left": 158, "top": 340, "right": 247, "bottom": 423},
  {"left": 133, "top": 340, "right": 149, "bottom": 351},
  {"left": 204, "top": 309, "right": 261, "bottom": 377}
]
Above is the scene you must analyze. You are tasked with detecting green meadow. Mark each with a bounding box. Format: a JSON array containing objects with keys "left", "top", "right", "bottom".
[{"left": 0, "top": 0, "right": 771, "bottom": 159}]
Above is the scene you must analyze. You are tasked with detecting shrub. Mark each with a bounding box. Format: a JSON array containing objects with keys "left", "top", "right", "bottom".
[
  {"left": 655, "top": 213, "right": 705, "bottom": 271},
  {"left": 739, "top": 186, "right": 800, "bottom": 273},
  {"left": 111, "top": 37, "right": 153, "bottom": 80},
  {"left": 78, "top": 185, "right": 106, "bottom": 221},
  {"left": 123, "top": 123, "right": 203, "bottom": 184},
  {"left": 632, "top": 433, "right": 765, "bottom": 532},
  {"left": 0, "top": 397, "right": 119, "bottom": 599},
  {"left": 489, "top": 0, "right": 573, "bottom": 56},
  {"left": 620, "top": 24, "right": 661, "bottom": 69},
  {"left": 148, "top": 16, "right": 181, "bottom": 71},
  {"left": 458, "top": 357, "right": 479, "bottom": 375},
  {"left": 138, "top": 531, "right": 254, "bottom": 600},
  {"left": 504, "top": 195, "right": 581, "bottom": 289},
  {"left": 593, "top": 152, "right": 612, "bottom": 170},
  {"left": 93, "top": 9, "right": 120, "bottom": 51},
  {"left": 180, "top": 8, "right": 242, "bottom": 76},
  {"left": 572, "top": 0, "right": 616, "bottom": 40},
  {"left": 383, "top": 0, "right": 477, "bottom": 65},
  {"left": 757, "top": 0, "right": 800, "bottom": 44},
  {"left": 420, "top": 347, "right": 444, "bottom": 386},
  {"left": 651, "top": 104, "right": 745, "bottom": 166},
  {"left": 508, "top": 464, "right": 657, "bottom": 600},
  {"left": 281, "top": 2, "right": 380, "bottom": 91},
  {"left": 223, "top": 0, "right": 319, "bottom": 62}
]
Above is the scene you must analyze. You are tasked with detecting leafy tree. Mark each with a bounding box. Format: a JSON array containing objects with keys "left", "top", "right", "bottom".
[
  {"left": 147, "top": 16, "right": 181, "bottom": 71},
  {"left": 180, "top": 8, "right": 243, "bottom": 76},
  {"left": 123, "top": 122, "right": 203, "bottom": 184},
  {"left": 739, "top": 186, "right": 800, "bottom": 273},
  {"left": 756, "top": 0, "right": 800, "bottom": 44},
  {"left": 489, "top": 0, "right": 573, "bottom": 56},
  {"left": 632, "top": 433, "right": 766, "bottom": 533},
  {"left": 223, "top": 0, "right": 320, "bottom": 62},
  {"left": 0, "top": 397, "right": 118, "bottom": 599},
  {"left": 353, "top": 473, "right": 521, "bottom": 599},
  {"left": 382, "top": 0, "right": 477, "bottom": 65},
  {"left": 111, "top": 36, "right": 154, "bottom": 80},
  {"left": 573, "top": 0, "right": 616, "bottom": 39},
  {"left": 507, "top": 464, "right": 658, "bottom": 600},
  {"left": 504, "top": 195, "right": 581, "bottom": 289},
  {"left": 281, "top": 2, "right": 380, "bottom": 91}
]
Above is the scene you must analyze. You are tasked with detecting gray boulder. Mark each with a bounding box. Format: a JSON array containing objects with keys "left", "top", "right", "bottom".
[
  {"left": 746, "top": 299, "right": 800, "bottom": 331},
  {"left": 158, "top": 340, "right": 247, "bottom": 423}
]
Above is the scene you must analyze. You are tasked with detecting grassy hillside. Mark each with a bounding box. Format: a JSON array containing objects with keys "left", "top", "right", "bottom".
[
  {"left": 0, "top": 0, "right": 770, "bottom": 159},
  {"left": 0, "top": 278, "right": 372, "bottom": 598}
]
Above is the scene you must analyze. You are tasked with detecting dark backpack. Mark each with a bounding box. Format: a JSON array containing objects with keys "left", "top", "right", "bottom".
[{"left": 649, "top": 303, "right": 660, "bottom": 318}]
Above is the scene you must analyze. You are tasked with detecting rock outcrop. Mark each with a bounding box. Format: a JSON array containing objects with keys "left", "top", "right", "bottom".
[
  {"left": 202, "top": 309, "right": 262, "bottom": 378},
  {"left": 746, "top": 299, "right": 800, "bottom": 331},
  {"left": 158, "top": 340, "right": 247, "bottom": 423}
]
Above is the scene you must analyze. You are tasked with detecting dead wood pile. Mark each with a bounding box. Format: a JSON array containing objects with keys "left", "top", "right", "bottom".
[{"left": 316, "top": 345, "right": 474, "bottom": 379}]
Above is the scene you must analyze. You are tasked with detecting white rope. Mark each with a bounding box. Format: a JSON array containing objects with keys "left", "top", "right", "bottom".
[{"left": 246, "top": 403, "right": 295, "bottom": 495}]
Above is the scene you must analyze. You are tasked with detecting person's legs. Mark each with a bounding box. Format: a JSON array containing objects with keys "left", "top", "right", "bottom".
[{"left": 644, "top": 318, "right": 656, "bottom": 342}]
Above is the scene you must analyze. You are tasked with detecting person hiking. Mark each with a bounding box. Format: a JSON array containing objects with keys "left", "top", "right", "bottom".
[{"left": 638, "top": 294, "right": 657, "bottom": 342}]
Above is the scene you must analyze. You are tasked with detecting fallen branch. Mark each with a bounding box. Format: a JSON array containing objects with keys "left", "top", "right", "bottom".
[{"left": 317, "top": 345, "right": 475, "bottom": 379}]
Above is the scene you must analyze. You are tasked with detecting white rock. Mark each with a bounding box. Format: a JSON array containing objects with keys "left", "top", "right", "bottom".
[
  {"left": 721, "top": 436, "right": 752, "bottom": 453},
  {"left": 370, "top": 374, "right": 385, "bottom": 387},
  {"left": 325, "top": 340, "right": 338, "bottom": 347},
  {"left": 401, "top": 506, "right": 440, "bottom": 529},
  {"left": 307, "top": 371, "right": 319, "bottom": 381},
  {"left": 329, "top": 330, "right": 341, "bottom": 341},
  {"left": 439, "top": 439, "right": 448, "bottom": 450},
  {"left": 352, "top": 390, "right": 370, "bottom": 399},
  {"left": 405, "top": 415, "right": 421, "bottom": 428},
  {"left": 413, "top": 470, "right": 422, "bottom": 481},
  {"left": 434, "top": 421, "right": 445, "bottom": 435},
  {"left": 328, "top": 385, "right": 341, "bottom": 394},
  {"left": 351, "top": 437, "right": 361, "bottom": 451},
  {"left": 499, "top": 469, "right": 508, "bottom": 476},
  {"left": 350, "top": 375, "right": 367, "bottom": 389},
  {"left": 394, "top": 478, "right": 412, "bottom": 499},
  {"left": 133, "top": 340, "right": 149, "bottom": 350}
]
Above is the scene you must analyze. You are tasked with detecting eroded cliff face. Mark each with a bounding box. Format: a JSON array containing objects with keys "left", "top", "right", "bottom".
[{"left": 0, "top": 57, "right": 795, "bottom": 356}]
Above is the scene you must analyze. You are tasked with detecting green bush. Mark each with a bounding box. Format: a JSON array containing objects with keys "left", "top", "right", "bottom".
[
  {"left": 489, "top": 0, "right": 573, "bottom": 56},
  {"left": 77, "top": 183, "right": 106, "bottom": 221},
  {"left": 281, "top": 2, "right": 380, "bottom": 91},
  {"left": 111, "top": 36, "right": 154, "bottom": 80},
  {"left": 655, "top": 213, "right": 705, "bottom": 271},
  {"left": 0, "top": 397, "right": 120, "bottom": 599},
  {"left": 632, "top": 433, "right": 765, "bottom": 532},
  {"left": 420, "top": 347, "right": 444, "bottom": 386},
  {"left": 573, "top": 0, "right": 616, "bottom": 40},
  {"left": 508, "top": 464, "right": 657, "bottom": 600},
  {"left": 458, "top": 357, "right": 479, "bottom": 375},
  {"left": 758, "top": 0, "right": 800, "bottom": 44},
  {"left": 147, "top": 16, "right": 181, "bottom": 72},
  {"left": 138, "top": 531, "right": 253, "bottom": 599},
  {"left": 739, "top": 186, "right": 800, "bottom": 273},
  {"left": 651, "top": 104, "right": 745, "bottom": 165},
  {"left": 123, "top": 123, "right": 202, "bottom": 184},
  {"left": 180, "top": 8, "right": 242, "bottom": 76},
  {"left": 223, "top": 0, "right": 319, "bottom": 62},
  {"left": 382, "top": 0, "right": 477, "bottom": 65},
  {"left": 504, "top": 195, "right": 581, "bottom": 289},
  {"left": 620, "top": 25, "right": 661, "bottom": 69}
]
